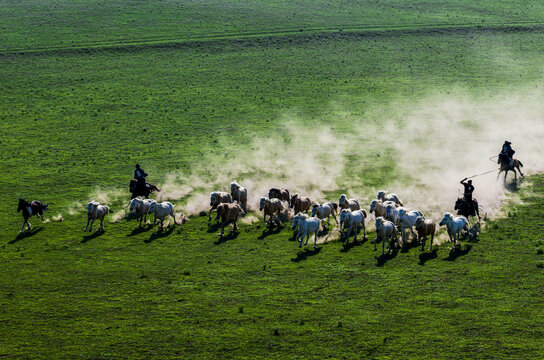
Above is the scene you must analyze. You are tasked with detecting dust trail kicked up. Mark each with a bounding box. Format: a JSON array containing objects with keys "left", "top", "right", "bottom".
[{"left": 160, "top": 90, "right": 544, "bottom": 228}]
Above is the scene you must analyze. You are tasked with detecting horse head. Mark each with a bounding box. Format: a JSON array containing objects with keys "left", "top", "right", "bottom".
[
  {"left": 439, "top": 212, "right": 452, "bottom": 226},
  {"left": 17, "top": 198, "right": 26, "bottom": 212},
  {"left": 454, "top": 198, "right": 464, "bottom": 210}
]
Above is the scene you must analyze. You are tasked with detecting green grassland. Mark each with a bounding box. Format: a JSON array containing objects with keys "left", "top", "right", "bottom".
[{"left": 1, "top": 1, "right": 544, "bottom": 358}]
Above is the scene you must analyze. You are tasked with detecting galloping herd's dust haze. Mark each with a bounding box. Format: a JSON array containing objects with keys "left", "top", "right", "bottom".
[
  {"left": 159, "top": 89, "right": 544, "bottom": 221},
  {"left": 86, "top": 88, "right": 544, "bottom": 238}
]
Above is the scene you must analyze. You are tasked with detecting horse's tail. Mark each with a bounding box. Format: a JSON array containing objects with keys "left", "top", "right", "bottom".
[{"left": 518, "top": 160, "right": 524, "bottom": 168}]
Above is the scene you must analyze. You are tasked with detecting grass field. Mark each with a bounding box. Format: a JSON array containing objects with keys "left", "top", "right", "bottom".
[{"left": 1, "top": 1, "right": 544, "bottom": 359}]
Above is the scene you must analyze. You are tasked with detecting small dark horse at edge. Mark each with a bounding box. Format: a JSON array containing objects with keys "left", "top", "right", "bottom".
[{"left": 17, "top": 198, "right": 48, "bottom": 233}]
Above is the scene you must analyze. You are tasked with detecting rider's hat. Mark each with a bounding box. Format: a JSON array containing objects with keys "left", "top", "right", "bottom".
[
  {"left": 504, "top": 141, "right": 511, "bottom": 145},
  {"left": 135, "top": 164, "right": 140, "bottom": 168}
]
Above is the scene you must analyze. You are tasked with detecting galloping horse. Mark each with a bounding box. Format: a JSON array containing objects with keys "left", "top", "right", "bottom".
[
  {"left": 17, "top": 198, "right": 48, "bottom": 233},
  {"left": 454, "top": 197, "right": 480, "bottom": 222},
  {"left": 497, "top": 153, "right": 524, "bottom": 182},
  {"left": 129, "top": 179, "right": 161, "bottom": 199}
]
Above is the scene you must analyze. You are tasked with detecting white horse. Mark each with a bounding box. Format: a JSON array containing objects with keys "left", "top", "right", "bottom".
[
  {"left": 84, "top": 201, "right": 109, "bottom": 232},
  {"left": 398, "top": 208, "right": 424, "bottom": 243},
  {"left": 439, "top": 212, "right": 469, "bottom": 247},
  {"left": 292, "top": 213, "right": 321, "bottom": 248},
  {"left": 338, "top": 194, "right": 360, "bottom": 211},
  {"left": 129, "top": 198, "right": 156, "bottom": 227},
  {"left": 377, "top": 190, "right": 403, "bottom": 206},
  {"left": 374, "top": 217, "right": 398, "bottom": 255},
  {"left": 339, "top": 209, "right": 367, "bottom": 243},
  {"left": 148, "top": 201, "right": 177, "bottom": 228},
  {"left": 385, "top": 204, "right": 406, "bottom": 225},
  {"left": 230, "top": 181, "right": 248, "bottom": 213},
  {"left": 311, "top": 202, "right": 338, "bottom": 227}
]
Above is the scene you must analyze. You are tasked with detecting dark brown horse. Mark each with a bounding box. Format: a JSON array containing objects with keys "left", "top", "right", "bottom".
[
  {"left": 129, "top": 179, "right": 161, "bottom": 199},
  {"left": 17, "top": 198, "right": 48, "bottom": 233},
  {"left": 454, "top": 197, "right": 480, "bottom": 222},
  {"left": 268, "top": 187, "right": 290, "bottom": 202},
  {"left": 497, "top": 153, "right": 524, "bottom": 182}
]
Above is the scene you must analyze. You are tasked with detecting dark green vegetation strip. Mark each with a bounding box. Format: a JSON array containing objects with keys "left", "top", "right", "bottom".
[
  {"left": 3, "top": 0, "right": 544, "bottom": 52},
  {"left": 2, "top": 22, "right": 544, "bottom": 56},
  {"left": 1, "top": 176, "right": 543, "bottom": 359}
]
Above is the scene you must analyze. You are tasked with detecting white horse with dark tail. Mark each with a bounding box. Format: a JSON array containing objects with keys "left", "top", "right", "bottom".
[{"left": 439, "top": 212, "right": 469, "bottom": 248}]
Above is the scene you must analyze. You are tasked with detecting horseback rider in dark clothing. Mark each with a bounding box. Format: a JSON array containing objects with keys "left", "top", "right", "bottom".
[
  {"left": 460, "top": 177, "right": 475, "bottom": 215},
  {"left": 500, "top": 141, "right": 515, "bottom": 168},
  {"left": 134, "top": 164, "right": 148, "bottom": 193}
]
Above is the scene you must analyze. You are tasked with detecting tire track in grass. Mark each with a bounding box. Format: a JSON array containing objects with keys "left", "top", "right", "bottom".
[{"left": 2, "top": 21, "right": 544, "bottom": 56}]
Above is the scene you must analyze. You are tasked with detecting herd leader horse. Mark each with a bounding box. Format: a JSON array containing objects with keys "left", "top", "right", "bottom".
[
  {"left": 129, "top": 179, "right": 161, "bottom": 199},
  {"left": 497, "top": 153, "right": 524, "bottom": 182},
  {"left": 17, "top": 199, "right": 48, "bottom": 233}
]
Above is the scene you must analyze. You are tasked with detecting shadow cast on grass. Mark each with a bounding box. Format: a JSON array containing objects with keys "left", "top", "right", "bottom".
[
  {"left": 465, "top": 223, "right": 481, "bottom": 243},
  {"left": 418, "top": 249, "right": 438, "bottom": 266},
  {"left": 128, "top": 224, "right": 154, "bottom": 237},
  {"left": 258, "top": 225, "right": 284, "bottom": 240},
  {"left": 400, "top": 238, "right": 420, "bottom": 253},
  {"left": 375, "top": 248, "right": 399, "bottom": 267},
  {"left": 145, "top": 226, "right": 175, "bottom": 243},
  {"left": 504, "top": 178, "right": 524, "bottom": 193},
  {"left": 207, "top": 222, "right": 221, "bottom": 233},
  {"left": 443, "top": 244, "right": 472, "bottom": 261},
  {"left": 9, "top": 227, "right": 44, "bottom": 244},
  {"left": 82, "top": 229, "right": 105, "bottom": 243},
  {"left": 291, "top": 247, "right": 322, "bottom": 262},
  {"left": 340, "top": 237, "right": 367, "bottom": 253},
  {"left": 214, "top": 230, "right": 240, "bottom": 245}
]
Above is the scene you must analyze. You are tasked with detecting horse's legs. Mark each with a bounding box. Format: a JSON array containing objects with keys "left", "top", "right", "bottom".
[
  {"left": 20, "top": 220, "right": 27, "bottom": 233},
  {"left": 517, "top": 163, "right": 524, "bottom": 177},
  {"left": 84, "top": 218, "right": 90, "bottom": 231},
  {"left": 89, "top": 219, "right": 95, "bottom": 232},
  {"left": 382, "top": 235, "right": 386, "bottom": 255},
  {"left": 208, "top": 208, "right": 213, "bottom": 222}
]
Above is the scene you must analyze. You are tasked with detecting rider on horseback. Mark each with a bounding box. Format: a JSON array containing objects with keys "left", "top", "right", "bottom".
[
  {"left": 134, "top": 164, "right": 148, "bottom": 193},
  {"left": 501, "top": 141, "right": 515, "bottom": 168},
  {"left": 460, "top": 177, "right": 475, "bottom": 215}
]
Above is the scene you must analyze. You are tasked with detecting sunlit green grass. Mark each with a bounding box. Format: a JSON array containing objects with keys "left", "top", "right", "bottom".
[{"left": 2, "top": 2, "right": 544, "bottom": 358}]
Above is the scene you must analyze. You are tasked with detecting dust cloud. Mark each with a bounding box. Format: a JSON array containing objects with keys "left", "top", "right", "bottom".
[{"left": 159, "top": 89, "right": 544, "bottom": 229}]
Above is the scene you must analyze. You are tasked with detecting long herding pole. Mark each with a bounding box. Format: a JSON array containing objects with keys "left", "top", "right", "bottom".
[{"left": 464, "top": 155, "right": 499, "bottom": 179}]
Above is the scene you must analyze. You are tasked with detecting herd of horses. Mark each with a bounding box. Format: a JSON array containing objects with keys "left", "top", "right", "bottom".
[{"left": 16, "top": 152, "right": 525, "bottom": 255}]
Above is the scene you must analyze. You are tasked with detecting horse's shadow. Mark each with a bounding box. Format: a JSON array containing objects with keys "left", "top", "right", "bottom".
[
  {"left": 128, "top": 224, "right": 154, "bottom": 237},
  {"left": 340, "top": 237, "right": 367, "bottom": 253},
  {"left": 207, "top": 222, "right": 221, "bottom": 233},
  {"left": 400, "top": 238, "right": 420, "bottom": 253},
  {"left": 258, "top": 225, "right": 284, "bottom": 240},
  {"left": 291, "top": 247, "right": 322, "bottom": 262},
  {"left": 465, "top": 223, "right": 481, "bottom": 242},
  {"left": 375, "top": 248, "right": 399, "bottom": 267},
  {"left": 145, "top": 226, "right": 175, "bottom": 243},
  {"left": 443, "top": 244, "right": 472, "bottom": 261},
  {"left": 9, "top": 227, "right": 44, "bottom": 244},
  {"left": 214, "top": 230, "right": 240, "bottom": 245},
  {"left": 504, "top": 178, "right": 524, "bottom": 193},
  {"left": 82, "top": 229, "right": 105, "bottom": 243},
  {"left": 418, "top": 249, "right": 438, "bottom": 266}
]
